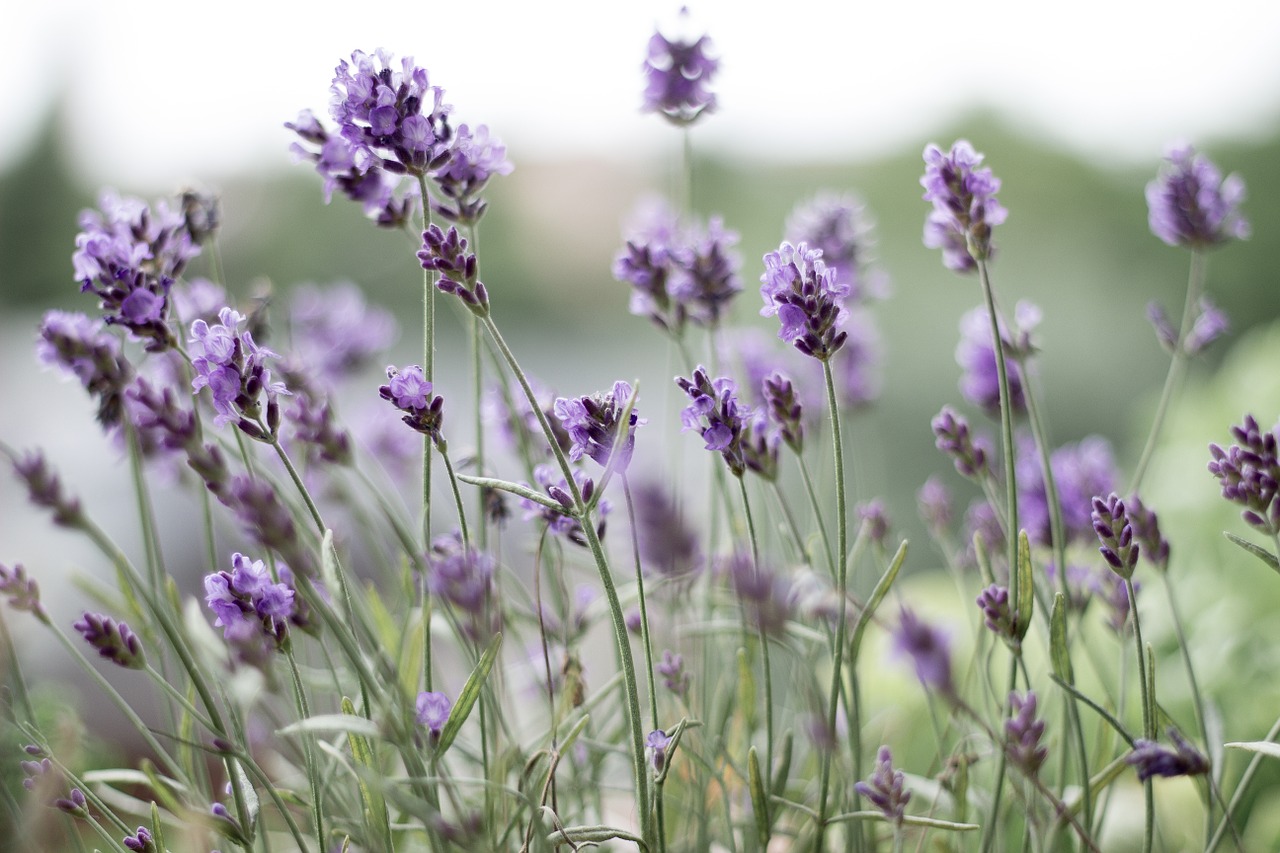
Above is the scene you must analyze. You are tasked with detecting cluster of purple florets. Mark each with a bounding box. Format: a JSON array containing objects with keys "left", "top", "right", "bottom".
[
  {"left": 1208, "top": 414, "right": 1280, "bottom": 534},
  {"left": 921, "top": 140, "right": 1007, "bottom": 272},
  {"left": 204, "top": 553, "right": 303, "bottom": 655},
  {"left": 189, "top": 307, "right": 287, "bottom": 433},
  {"left": 1146, "top": 144, "right": 1250, "bottom": 249},
  {"left": 676, "top": 367, "right": 750, "bottom": 476},
  {"left": 380, "top": 365, "right": 445, "bottom": 445},
  {"left": 554, "top": 381, "right": 642, "bottom": 472},
  {"left": 641, "top": 13, "right": 719, "bottom": 125},
  {"left": 759, "top": 242, "right": 850, "bottom": 361}
]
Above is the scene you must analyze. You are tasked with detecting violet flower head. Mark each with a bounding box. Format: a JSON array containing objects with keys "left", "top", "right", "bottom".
[
  {"left": 740, "top": 412, "right": 780, "bottom": 482},
  {"left": 921, "top": 140, "right": 1007, "bottom": 272},
  {"left": 1126, "top": 493, "right": 1170, "bottom": 572},
  {"left": 1091, "top": 493, "right": 1139, "bottom": 578},
  {"left": 641, "top": 11, "right": 719, "bottom": 125},
  {"left": 431, "top": 123, "right": 513, "bottom": 225},
  {"left": 917, "top": 476, "right": 953, "bottom": 536},
  {"left": 428, "top": 531, "right": 498, "bottom": 641},
  {"left": 287, "top": 391, "right": 353, "bottom": 467},
  {"left": 554, "top": 381, "right": 643, "bottom": 472},
  {"left": 520, "top": 465, "right": 609, "bottom": 548},
  {"left": 723, "top": 553, "right": 794, "bottom": 637},
  {"left": 613, "top": 197, "right": 684, "bottom": 333},
  {"left": 286, "top": 283, "right": 397, "bottom": 383},
  {"left": 1208, "top": 414, "right": 1280, "bottom": 534},
  {"left": 54, "top": 787, "right": 88, "bottom": 816},
  {"left": 891, "top": 608, "right": 953, "bottom": 697},
  {"left": 657, "top": 649, "right": 690, "bottom": 697},
  {"left": 1146, "top": 144, "right": 1249, "bottom": 249},
  {"left": 646, "top": 729, "right": 674, "bottom": 774},
  {"left": 12, "top": 450, "right": 84, "bottom": 529},
  {"left": 762, "top": 372, "right": 804, "bottom": 452},
  {"left": 1006, "top": 691, "right": 1048, "bottom": 776},
  {"left": 190, "top": 307, "right": 287, "bottom": 433},
  {"left": 785, "top": 191, "right": 887, "bottom": 302},
  {"left": 976, "top": 584, "right": 1014, "bottom": 639},
  {"left": 123, "top": 827, "right": 157, "bottom": 853},
  {"left": 1127, "top": 728, "right": 1209, "bottom": 781},
  {"left": 380, "top": 365, "right": 445, "bottom": 445},
  {"left": 0, "top": 563, "right": 47, "bottom": 621},
  {"left": 676, "top": 367, "right": 750, "bottom": 476},
  {"left": 418, "top": 224, "right": 489, "bottom": 315},
  {"left": 857, "top": 498, "right": 891, "bottom": 548},
  {"left": 37, "top": 311, "right": 134, "bottom": 429},
  {"left": 1148, "top": 297, "right": 1229, "bottom": 356},
  {"left": 416, "top": 691, "right": 452, "bottom": 744},
  {"left": 833, "top": 309, "right": 883, "bottom": 409},
  {"left": 759, "top": 241, "right": 850, "bottom": 361},
  {"left": 855, "top": 746, "right": 911, "bottom": 825},
  {"left": 1019, "top": 435, "right": 1118, "bottom": 547},
  {"left": 204, "top": 553, "right": 297, "bottom": 653},
  {"left": 74, "top": 612, "right": 145, "bottom": 669},
  {"left": 931, "top": 406, "right": 990, "bottom": 479},
  {"left": 956, "top": 305, "right": 1029, "bottom": 418},
  {"left": 227, "top": 476, "right": 316, "bottom": 577},
  {"left": 631, "top": 480, "right": 701, "bottom": 580},
  {"left": 330, "top": 49, "right": 452, "bottom": 176},
  {"left": 668, "top": 216, "right": 742, "bottom": 327}
]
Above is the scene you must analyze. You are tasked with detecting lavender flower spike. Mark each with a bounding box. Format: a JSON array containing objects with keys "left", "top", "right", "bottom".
[
  {"left": 641, "top": 10, "right": 719, "bottom": 125},
  {"left": 1091, "top": 493, "right": 1139, "bottom": 578},
  {"left": 189, "top": 307, "right": 287, "bottom": 433},
  {"left": 74, "top": 612, "right": 146, "bottom": 669},
  {"left": 1208, "top": 415, "right": 1280, "bottom": 534},
  {"left": 1006, "top": 691, "right": 1048, "bottom": 776},
  {"left": 1146, "top": 144, "right": 1249, "bottom": 249},
  {"left": 0, "top": 563, "right": 48, "bottom": 621},
  {"left": 759, "top": 242, "right": 850, "bottom": 361},
  {"left": 921, "top": 140, "right": 1007, "bottom": 272},
  {"left": 554, "top": 381, "right": 643, "bottom": 473},
  {"left": 854, "top": 746, "right": 911, "bottom": 825},
  {"left": 891, "top": 608, "right": 954, "bottom": 698},
  {"left": 380, "top": 365, "right": 446, "bottom": 445},
  {"left": 418, "top": 224, "right": 489, "bottom": 315},
  {"left": 675, "top": 367, "right": 749, "bottom": 476},
  {"left": 416, "top": 691, "right": 452, "bottom": 745},
  {"left": 646, "top": 729, "right": 674, "bottom": 774},
  {"left": 1127, "top": 728, "right": 1209, "bottom": 781}
]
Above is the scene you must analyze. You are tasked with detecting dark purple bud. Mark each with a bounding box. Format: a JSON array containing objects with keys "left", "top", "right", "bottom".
[
  {"left": 1006, "top": 691, "right": 1048, "bottom": 776},
  {"left": 976, "top": 584, "right": 1014, "bottom": 639},
  {"left": 1127, "top": 728, "right": 1209, "bottom": 781},
  {"left": 54, "top": 787, "right": 88, "bottom": 815},
  {"left": 123, "top": 825, "right": 158, "bottom": 852},
  {"left": 932, "top": 407, "right": 989, "bottom": 479},
  {"left": 1091, "top": 493, "right": 1139, "bottom": 578},
  {"left": 0, "top": 563, "right": 48, "bottom": 622},
  {"left": 855, "top": 746, "right": 910, "bottom": 824},
  {"left": 12, "top": 451, "right": 84, "bottom": 529},
  {"left": 74, "top": 612, "right": 146, "bottom": 669}
]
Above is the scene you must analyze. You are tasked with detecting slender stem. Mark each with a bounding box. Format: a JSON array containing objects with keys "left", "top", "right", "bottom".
[
  {"left": 1130, "top": 250, "right": 1206, "bottom": 493},
  {"left": 1127, "top": 576, "right": 1155, "bottom": 853},
  {"left": 623, "top": 476, "right": 660, "bottom": 732},
  {"left": 417, "top": 174, "right": 436, "bottom": 549},
  {"left": 285, "top": 648, "right": 324, "bottom": 852},
  {"left": 796, "top": 453, "right": 836, "bottom": 576},
  {"left": 737, "top": 475, "right": 774, "bottom": 780},
  {"left": 815, "top": 358, "right": 851, "bottom": 852},
  {"left": 438, "top": 443, "right": 472, "bottom": 550},
  {"left": 981, "top": 656, "right": 1019, "bottom": 852}
]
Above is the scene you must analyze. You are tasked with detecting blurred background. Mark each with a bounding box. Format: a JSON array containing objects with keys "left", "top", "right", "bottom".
[{"left": 4, "top": 0, "right": 1280, "bottom": 839}]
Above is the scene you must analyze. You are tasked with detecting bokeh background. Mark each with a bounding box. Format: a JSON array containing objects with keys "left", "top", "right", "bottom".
[{"left": 4, "top": 0, "right": 1280, "bottom": 843}]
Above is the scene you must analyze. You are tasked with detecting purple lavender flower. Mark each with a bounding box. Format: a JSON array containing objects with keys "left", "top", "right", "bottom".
[
  {"left": 74, "top": 612, "right": 145, "bottom": 669},
  {"left": 641, "top": 11, "right": 719, "bottom": 125},
  {"left": 37, "top": 311, "right": 134, "bottom": 429},
  {"left": 762, "top": 372, "right": 804, "bottom": 452},
  {"left": 646, "top": 728, "right": 674, "bottom": 773},
  {"left": 722, "top": 553, "right": 794, "bottom": 637},
  {"left": 123, "top": 826, "right": 157, "bottom": 853},
  {"left": 286, "top": 390, "right": 353, "bottom": 466},
  {"left": 1091, "top": 493, "right": 1139, "bottom": 578},
  {"left": 759, "top": 242, "right": 850, "bottom": 361},
  {"left": 1018, "top": 435, "right": 1118, "bottom": 547},
  {"left": 379, "top": 365, "right": 445, "bottom": 445},
  {"left": 857, "top": 498, "right": 891, "bottom": 548},
  {"left": 0, "top": 563, "right": 46, "bottom": 621},
  {"left": 1127, "top": 728, "right": 1209, "bottom": 781},
  {"left": 1095, "top": 569, "right": 1138, "bottom": 634},
  {"left": 668, "top": 216, "right": 742, "bottom": 327},
  {"left": 227, "top": 476, "right": 316, "bottom": 578},
  {"left": 740, "top": 412, "right": 780, "bottom": 482},
  {"left": 931, "top": 406, "right": 991, "bottom": 479},
  {"left": 785, "top": 191, "right": 888, "bottom": 302},
  {"left": 657, "top": 649, "right": 690, "bottom": 697},
  {"left": 1126, "top": 494, "right": 1170, "bottom": 572},
  {"left": 976, "top": 584, "right": 1014, "bottom": 639},
  {"left": 855, "top": 746, "right": 911, "bottom": 825},
  {"left": 956, "top": 306, "right": 1028, "bottom": 418},
  {"left": 1006, "top": 691, "right": 1048, "bottom": 776},
  {"left": 190, "top": 307, "right": 287, "bottom": 433},
  {"left": 431, "top": 123, "right": 513, "bottom": 225},
  {"left": 285, "top": 283, "right": 397, "bottom": 383},
  {"left": 1147, "top": 297, "right": 1229, "bottom": 356},
  {"left": 630, "top": 480, "right": 701, "bottom": 580},
  {"left": 520, "top": 465, "right": 609, "bottom": 548},
  {"left": 917, "top": 477, "right": 953, "bottom": 536},
  {"left": 12, "top": 450, "right": 84, "bottom": 529},
  {"left": 54, "top": 787, "right": 88, "bottom": 816},
  {"left": 833, "top": 308, "right": 882, "bottom": 409},
  {"left": 330, "top": 49, "right": 453, "bottom": 176},
  {"left": 204, "top": 553, "right": 296, "bottom": 652},
  {"left": 554, "top": 381, "right": 643, "bottom": 472},
  {"left": 891, "top": 608, "right": 953, "bottom": 697},
  {"left": 20, "top": 755, "right": 53, "bottom": 791},
  {"left": 921, "top": 140, "right": 1007, "bottom": 272},
  {"left": 965, "top": 500, "right": 1007, "bottom": 565},
  {"left": 428, "top": 531, "right": 497, "bottom": 640},
  {"left": 416, "top": 691, "right": 452, "bottom": 744},
  {"left": 1208, "top": 414, "right": 1280, "bottom": 534},
  {"left": 676, "top": 367, "right": 750, "bottom": 476},
  {"left": 1146, "top": 144, "right": 1249, "bottom": 249},
  {"left": 418, "top": 224, "right": 489, "bottom": 315}
]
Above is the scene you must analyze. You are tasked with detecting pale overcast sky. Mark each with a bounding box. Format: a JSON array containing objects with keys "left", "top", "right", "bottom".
[{"left": 5, "top": 0, "right": 1280, "bottom": 187}]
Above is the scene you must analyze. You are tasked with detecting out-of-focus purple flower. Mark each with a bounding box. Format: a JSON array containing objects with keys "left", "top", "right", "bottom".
[
  {"left": 759, "top": 242, "right": 850, "bottom": 361},
  {"left": 1096, "top": 569, "right": 1138, "bottom": 634},
  {"left": 428, "top": 531, "right": 498, "bottom": 641},
  {"left": 964, "top": 500, "right": 1007, "bottom": 567},
  {"left": 416, "top": 691, "right": 452, "bottom": 744},
  {"left": 657, "top": 649, "right": 690, "bottom": 697},
  {"left": 676, "top": 367, "right": 750, "bottom": 476},
  {"left": 785, "top": 191, "right": 888, "bottom": 303},
  {"left": 921, "top": 140, "right": 1007, "bottom": 272},
  {"left": 286, "top": 390, "right": 353, "bottom": 466},
  {"left": 1006, "top": 691, "right": 1048, "bottom": 776},
  {"left": 1018, "top": 435, "right": 1118, "bottom": 547},
  {"left": 1091, "top": 493, "right": 1139, "bottom": 578},
  {"left": 74, "top": 612, "right": 145, "bottom": 669},
  {"left": 762, "top": 372, "right": 804, "bottom": 452},
  {"left": 330, "top": 49, "right": 452, "bottom": 176},
  {"left": 12, "top": 450, "right": 84, "bottom": 529},
  {"left": 669, "top": 216, "right": 742, "bottom": 327},
  {"left": 740, "top": 412, "right": 780, "bottom": 482},
  {"left": 976, "top": 584, "right": 1014, "bottom": 639},
  {"left": 171, "top": 277, "right": 227, "bottom": 326},
  {"left": 1208, "top": 414, "right": 1280, "bottom": 534},
  {"left": 891, "top": 608, "right": 953, "bottom": 697},
  {"left": 641, "top": 11, "right": 718, "bottom": 125},
  {"left": 956, "top": 306, "right": 1030, "bottom": 418},
  {"left": 855, "top": 746, "right": 911, "bottom": 825},
  {"left": 190, "top": 307, "right": 287, "bottom": 433},
  {"left": 833, "top": 308, "right": 882, "bottom": 409},
  {"left": 285, "top": 283, "right": 397, "bottom": 383},
  {"left": 227, "top": 476, "right": 316, "bottom": 578},
  {"left": 37, "top": 311, "right": 133, "bottom": 429},
  {"left": 520, "top": 465, "right": 609, "bottom": 548},
  {"left": 379, "top": 365, "right": 445, "bottom": 445},
  {"left": 1127, "top": 728, "right": 1209, "bottom": 781},
  {"left": 431, "top": 123, "right": 513, "bottom": 225},
  {"left": 857, "top": 499, "right": 891, "bottom": 548},
  {"left": 122, "top": 826, "right": 157, "bottom": 853},
  {"left": 932, "top": 406, "right": 991, "bottom": 479},
  {"left": 554, "top": 381, "right": 643, "bottom": 472},
  {"left": 1126, "top": 494, "right": 1170, "bottom": 572},
  {"left": 722, "top": 553, "right": 794, "bottom": 637},
  {"left": 54, "top": 787, "right": 88, "bottom": 816},
  {"left": 1147, "top": 297, "right": 1229, "bottom": 356},
  {"left": 1146, "top": 144, "right": 1249, "bottom": 249},
  {"left": 20, "top": 755, "right": 54, "bottom": 791},
  {"left": 917, "top": 477, "right": 953, "bottom": 536},
  {"left": 418, "top": 224, "right": 490, "bottom": 315},
  {"left": 0, "top": 563, "right": 47, "bottom": 621},
  {"left": 630, "top": 480, "right": 701, "bottom": 580},
  {"left": 646, "top": 729, "right": 674, "bottom": 773}
]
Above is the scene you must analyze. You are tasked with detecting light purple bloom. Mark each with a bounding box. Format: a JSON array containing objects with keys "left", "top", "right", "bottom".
[
  {"left": 921, "top": 140, "right": 1007, "bottom": 272},
  {"left": 286, "top": 283, "right": 397, "bottom": 383},
  {"left": 855, "top": 746, "right": 911, "bottom": 824},
  {"left": 74, "top": 611, "right": 145, "bottom": 669},
  {"left": 891, "top": 608, "right": 953, "bottom": 697},
  {"left": 1146, "top": 144, "right": 1249, "bottom": 249},
  {"left": 37, "top": 310, "right": 133, "bottom": 429},
  {"left": 1019, "top": 435, "right": 1118, "bottom": 547},
  {"left": 646, "top": 728, "right": 674, "bottom": 773},
  {"left": 379, "top": 365, "right": 445, "bottom": 443},
  {"left": 431, "top": 123, "right": 514, "bottom": 225},
  {"left": 641, "top": 12, "right": 719, "bottom": 125},
  {"left": 190, "top": 307, "right": 287, "bottom": 431},
  {"left": 760, "top": 242, "right": 849, "bottom": 361},
  {"left": 0, "top": 563, "right": 46, "bottom": 620},
  {"left": 554, "top": 381, "right": 643, "bottom": 472},
  {"left": 785, "top": 191, "right": 887, "bottom": 302},
  {"left": 416, "top": 691, "right": 452, "bottom": 742},
  {"left": 676, "top": 367, "right": 750, "bottom": 476},
  {"left": 1127, "top": 728, "right": 1209, "bottom": 781},
  {"left": 204, "top": 553, "right": 298, "bottom": 655},
  {"left": 427, "top": 531, "right": 498, "bottom": 641},
  {"left": 1006, "top": 691, "right": 1048, "bottom": 776},
  {"left": 956, "top": 305, "right": 1029, "bottom": 418},
  {"left": 1091, "top": 493, "right": 1139, "bottom": 578},
  {"left": 1208, "top": 414, "right": 1280, "bottom": 533}
]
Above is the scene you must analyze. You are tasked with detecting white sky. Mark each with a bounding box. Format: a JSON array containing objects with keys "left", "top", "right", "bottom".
[{"left": 5, "top": 0, "right": 1280, "bottom": 188}]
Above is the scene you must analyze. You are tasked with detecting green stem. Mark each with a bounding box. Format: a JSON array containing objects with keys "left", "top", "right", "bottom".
[
  {"left": 623, "top": 475, "right": 660, "bottom": 732},
  {"left": 737, "top": 475, "right": 774, "bottom": 781},
  {"left": 417, "top": 173, "right": 436, "bottom": 549},
  {"left": 437, "top": 443, "right": 472, "bottom": 550},
  {"left": 814, "top": 358, "right": 851, "bottom": 852},
  {"left": 1127, "top": 576, "right": 1155, "bottom": 853},
  {"left": 796, "top": 453, "right": 837, "bottom": 576},
  {"left": 1129, "top": 250, "right": 1206, "bottom": 493},
  {"left": 285, "top": 649, "right": 325, "bottom": 852}
]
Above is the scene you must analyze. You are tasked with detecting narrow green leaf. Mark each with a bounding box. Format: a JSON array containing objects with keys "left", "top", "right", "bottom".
[
  {"left": 771, "top": 729, "right": 793, "bottom": 803},
  {"left": 546, "top": 824, "right": 649, "bottom": 850},
  {"left": 278, "top": 714, "right": 381, "bottom": 739},
  {"left": 748, "top": 747, "right": 771, "bottom": 848},
  {"left": 437, "top": 632, "right": 503, "bottom": 755},
  {"left": 150, "top": 800, "right": 167, "bottom": 853},
  {"left": 232, "top": 759, "right": 259, "bottom": 836},
  {"left": 1225, "top": 741, "right": 1280, "bottom": 760},
  {"left": 559, "top": 713, "right": 591, "bottom": 754},
  {"left": 1050, "top": 593, "right": 1074, "bottom": 682},
  {"left": 851, "top": 540, "right": 907, "bottom": 652},
  {"left": 341, "top": 695, "right": 390, "bottom": 847},
  {"left": 737, "top": 648, "right": 756, "bottom": 730},
  {"left": 1224, "top": 532, "right": 1280, "bottom": 573},
  {"left": 320, "top": 529, "right": 343, "bottom": 620},
  {"left": 458, "top": 475, "right": 566, "bottom": 512},
  {"left": 973, "top": 531, "right": 994, "bottom": 588},
  {"left": 1014, "top": 530, "right": 1034, "bottom": 641},
  {"left": 826, "top": 810, "right": 979, "bottom": 831}
]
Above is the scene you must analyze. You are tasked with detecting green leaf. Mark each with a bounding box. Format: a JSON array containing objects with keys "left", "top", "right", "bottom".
[
  {"left": 437, "top": 632, "right": 503, "bottom": 755},
  {"left": 232, "top": 759, "right": 259, "bottom": 838},
  {"left": 341, "top": 696, "right": 390, "bottom": 847},
  {"left": 748, "top": 746, "right": 771, "bottom": 848},
  {"left": 320, "top": 529, "right": 344, "bottom": 620},
  {"left": 851, "top": 540, "right": 907, "bottom": 653},
  {"left": 1225, "top": 741, "right": 1280, "bottom": 760},
  {"left": 737, "top": 648, "right": 756, "bottom": 730},
  {"left": 1224, "top": 532, "right": 1280, "bottom": 573},
  {"left": 1014, "top": 530, "right": 1034, "bottom": 641},
  {"left": 150, "top": 800, "right": 167, "bottom": 853},
  {"left": 457, "top": 475, "right": 567, "bottom": 512},
  {"left": 1050, "top": 593, "right": 1074, "bottom": 682},
  {"left": 973, "top": 531, "right": 994, "bottom": 588},
  {"left": 546, "top": 824, "right": 649, "bottom": 850},
  {"left": 278, "top": 713, "right": 381, "bottom": 739},
  {"left": 771, "top": 729, "right": 793, "bottom": 802}
]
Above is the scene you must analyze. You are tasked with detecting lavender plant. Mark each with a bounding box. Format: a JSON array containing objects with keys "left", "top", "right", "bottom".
[{"left": 3, "top": 17, "right": 1275, "bottom": 853}]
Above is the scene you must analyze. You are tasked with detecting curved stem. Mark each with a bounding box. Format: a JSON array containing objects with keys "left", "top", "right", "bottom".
[{"left": 624, "top": 475, "right": 660, "bottom": 733}]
